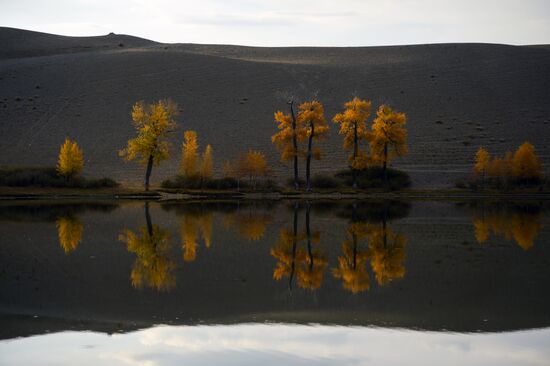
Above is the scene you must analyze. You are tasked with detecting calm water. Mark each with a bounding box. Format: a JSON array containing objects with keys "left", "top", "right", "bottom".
[{"left": 0, "top": 199, "right": 549, "bottom": 365}]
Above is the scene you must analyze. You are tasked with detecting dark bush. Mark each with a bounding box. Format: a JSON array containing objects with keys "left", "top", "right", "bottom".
[
  {"left": 335, "top": 167, "right": 411, "bottom": 190},
  {"left": 311, "top": 174, "right": 340, "bottom": 189},
  {"left": 0, "top": 167, "right": 119, "bottom": 188},
  {"left": 286, "top": 177, "right": 305, "bottom": 188},
  {"left": 162, "top": 175, "right": 250, "bottom": 190}
]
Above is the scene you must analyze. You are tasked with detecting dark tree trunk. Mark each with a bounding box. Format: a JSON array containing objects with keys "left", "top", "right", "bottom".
[
  {"left": 145, "top": 201, "right": 153, "bottom": 238},
  {"left": 306, "top": 202, "right": 314, "bottom": 271},
  {"left": 289, "top": 202, "right": 299, "bottom": 291},
  {"left": 352, "top": 122, "right": 358, "bottom": 189},
  {"left": 383, "top": 142, "right": 388, "bottom": 187},
  {"left": 289, "top": 101, "right": 300, "bottom": 190},
  {"left": 144, "top": 154, "right": 154, "bottom": 191},
  {"left": 306, "top": 121, "right": 315, "bottom": 192}
]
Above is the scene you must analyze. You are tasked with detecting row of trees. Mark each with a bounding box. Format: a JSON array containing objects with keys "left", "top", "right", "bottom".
[
  {"left": 272, "top": 97, "right": 408, "bottom": 190},
  {"left": 474, "top": 142, "right": 543, "bottom": 185}
]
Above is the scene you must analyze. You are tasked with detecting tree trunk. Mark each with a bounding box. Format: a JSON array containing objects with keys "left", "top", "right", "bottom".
[
  {"left": 306, "top": 202, "right": 314, "bottom": 271},
  {"left": 144, "top": 154, "right": 154, "bottom": 191},
  {"left": 352, "top": 122, "right": 358, "bottom": 189},
  {"left": 145, "top": 201, "right": 153, "bottom": 238},
  {"left": 306, "top": 121, "right": 315, "bottom": 192},
  {"left": 383, "top": 142, "right": 388, "bottom": 187},
  {"left": 290, "top": 101, "right": 299, "bottom": 190},
  {"left": 289, "top": 203, "right": 299, "bottom": 291}
]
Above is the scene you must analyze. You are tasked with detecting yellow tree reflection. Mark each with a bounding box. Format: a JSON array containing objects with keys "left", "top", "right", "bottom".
[
  {"left": 223, "top": 206, "right": 272, "bottom": 241},
  {"left": 56, "top": 216, "right": 83, "bottom": 254},
  {"left": 180, "top": 211, "right": 214, "bottom": 262},
  {"left": 332, "top": 221, "right": 371, "bottom": 293},
  {"left": 472, "top": 207, "right": 543, "bottom": 250},
  {"left": 367, "top": 222, "right": 407, "bottom": 286},
  {"left": 119, "top": 202, "right": 175, "bottom": 291}
]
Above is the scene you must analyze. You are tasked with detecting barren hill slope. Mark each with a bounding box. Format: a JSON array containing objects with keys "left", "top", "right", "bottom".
[{"left": 1, "top": 28, "right": 549, "bottom": 188}]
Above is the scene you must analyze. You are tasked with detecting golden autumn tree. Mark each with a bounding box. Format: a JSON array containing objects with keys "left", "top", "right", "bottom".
[
  {"left": 333, "top": 97, "right": 372, "bottom": 188},
  {"left": 56, "top": 216, "right": 83, "bottom": 253},
  {"left": 180, "top": 130, "right": 199, "bottom": 178},
  {"left": 370, "top": 105, "right": 408, "bottom": 185},
  {"left": 272, "top": 101, "right": 307, "bottom": 189},
  {"left": 119, "top": 99, "right": 178, "bottom": 191},
  {"left": 57, "top": 138, "right": 84, "bottom": 178},
  {"left": 200, "top": 144, "right": 214, "bottom": 179},
  {"left": 297, "top": 101, "right": 329, "bottom": 191},
  {"left": 244, "top": 150, "right": 271, "bottom": 189},
  {"left": 332, "top": 221, "right": 371, "bottom": 293},
  {"left": 512, "top": 142, "right": 543, "bottom": 180},
  {"left": 474, "top": 147, "right": 490, "bottom": 182},
  {"left": 367, "top": 223, "right": 407, "bottom": 286},
  {"left": 119, "top": 203, "right": 175, "bottom": 291},
  {"left": 297, "top": 203, "right": 328, "bottom": 290}
]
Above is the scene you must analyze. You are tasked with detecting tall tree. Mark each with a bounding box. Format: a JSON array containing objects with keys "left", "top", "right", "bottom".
[
  {"left": 512, "top": 142, "right": 542, "bottom": 180},
  {"left": 272, "top": 100, "right": 306, "bottom": 189},
  {"left": 119, "top": 100, "right": 178, "bottom": 191},
  {"left": 200, "top": 144, "right": 214, "bottom": 179},
  {"left": 474, "top": 147, "right": 490, "bottom": 183},
  {"left": 370, "top": 105, "right": 408, "bottom": 185},
  {"left": 297, "top": 101, "right": 329, "bottom": 191},
  {"left": 57, "top": 138, "right": 84, "bottom": 178},
  {"left": 333, "top": 97, "right": 372, "bottom": 188},
  {"left": 180, "top": 130, "right": 199, "bottom": 177}
]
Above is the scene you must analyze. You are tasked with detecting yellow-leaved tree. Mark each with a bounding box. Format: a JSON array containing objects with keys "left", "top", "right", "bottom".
[
  {"left": 512, "top": 142, "right": 542, "bottom": 180},
  {"left": 332, "top": 222, "right": 371, "bottom": 293},
  {"left": 272, "top": 100, "right": 306, "bottom": 189},
  {"left": 57, "top": 138, "right": 84, "bottom": 178},
  {"left": 200, "top": 144, "right": 214, "bottom": 179},
  {"left": 370, "top": 105, "right": 408, "bottom": 185},
  {"left": 297, "top": 101, "right": 329, "bottom": 191},
  {"left": 333, "top": 97, "right": 372, "bottom": 188},
  {"left": 180, "top": 130, "right": 199, "bottom": 178},
  {"left": 474, "top": 147, "right": 490, "bottom": 182},
  {"left": 119, "top": 99, "right": 178, "bottom": 191}
]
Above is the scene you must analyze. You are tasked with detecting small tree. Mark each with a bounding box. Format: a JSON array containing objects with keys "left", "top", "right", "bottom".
[
  {"left": 244, "top": 150, "right": 270, "bottom": 188},
  {"left": 180, "top": 130, "right": 199, "bottom": 177},
  {"left": 57, "top": 138, "right": 84, "bottom": 178},
  {"left": 474, "top": 147, "right": 490, "bottom": 184},
  {"left": 119, "top": 100, "right": 178, "bottom": 191},
  {"left": 512, "top": 142, "right": 542, "bottom": 180},
  {"left": 272, "top": 100, "right": 306, "bottom": 189},
  {"left": 370, "top": 105, "right": 408, "bottom": 185},
  {"left": 333, "top": 97, "right": 372, "bottom": 188},
  {"left": 200, "top": 144, "right": 214, "bottom": 179},
  {"left": 297, "top": 101, "right": 329, "bottom": 191}
]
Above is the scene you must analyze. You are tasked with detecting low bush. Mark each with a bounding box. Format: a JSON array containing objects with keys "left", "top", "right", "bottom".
[
  {"left": 162, "top": 175, "right": 257, "bottom": 190},
  {"left": 311, "top": 174, "right": 340, "bottom": 189},
  {"left": 0, "top": 167, "right": 119, "bottom": 188},
  {"left": 335, "top": 167, "right": 411, "bottom": 190}
]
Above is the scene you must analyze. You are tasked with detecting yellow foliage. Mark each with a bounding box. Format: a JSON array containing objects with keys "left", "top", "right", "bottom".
[
  {"left": 223, "top": 210, "right": 272, "bottom": 241},
  {"left": 512, "top": 142, "right": 542, "bottom": 179},
  {"left": 119, "top": 99, "right": 178, "bottom": 166},
  {"left": 333, "top": 97, "right": 373, "bottom": 167},
  {"left": 119, "top": 224, "right": 175, "bottom": 292},
  {"left": 332, "top": 222, "right": 371, "bottom": 293},
  {"left": 473, "top": 218, "right": 489, "bottom": 243},
  {"left": 180, "top": 130, "right": 199, "bottom": 177},
  {"left": 56, "top": 216, "right": 83, "bottom": 253},
  {"left": 474, "top": 147, "right": 490, "bottom": 176},
  {"left": 200, "top": 144, "right": 214, "bottom": 179},
  {"left": 370, "top": 105, "right": 408, "bottom": 165},
  {"left": 181, "top": 211, "right": 214, "bottom": 261},
  {"left": 272, "top": 110, "right": 307, "bottom": 161},
  {"left": 298, "top": 101, "right": 329, "bottom": 144},
  {"left": 57, "top": 138, "right": 84, "bottom": 177}
]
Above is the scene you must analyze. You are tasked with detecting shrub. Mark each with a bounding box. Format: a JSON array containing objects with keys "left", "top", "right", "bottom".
[
  {"left": 335, "top": 167, "right": 411, "bottom": 190},
  {"left": 311, "top": 174, "right": 340, "bottom": 189},
  {"left": 0, "top": 167, "right": 119, "bottom": 188}
]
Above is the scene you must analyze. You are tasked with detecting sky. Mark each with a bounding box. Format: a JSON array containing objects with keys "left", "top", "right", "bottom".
[{"left": 1, "top": 0, "right": 550, "bottom": 46}]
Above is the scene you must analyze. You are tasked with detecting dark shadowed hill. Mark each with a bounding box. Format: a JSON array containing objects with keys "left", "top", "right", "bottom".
[{"left": 1, "top": 27, "right": 549, "bottom": 188}]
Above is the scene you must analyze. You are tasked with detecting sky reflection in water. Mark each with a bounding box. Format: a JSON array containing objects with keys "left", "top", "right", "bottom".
[{"left": 1, "top": 324, "right": 549, "bottom": 366}]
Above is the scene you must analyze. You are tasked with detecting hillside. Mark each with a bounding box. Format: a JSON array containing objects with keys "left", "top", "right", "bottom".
[{"left": 1, "top": 27, "right": 549, "bottom": 188}]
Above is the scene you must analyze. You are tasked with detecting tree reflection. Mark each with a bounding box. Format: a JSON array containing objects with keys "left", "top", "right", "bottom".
[
  {"left": 56, "top": 216, "right": 83, "bottom": 254},
  {"left": 271, "top": 203, "right": 327, "bottom": 291},
  {"left": 180, "top": 211, "right": 214, "bottom": 262},
  {"left": 222, "top": 204, "right": 272, "bottom": 241},
  {"left": 471, "top": 202, "right": 544, "bottom": 250},
  {"left": 333, "top": 202, "right": 407, "bottom": 293},
  {"left": 119, "top": 202, "right": 175, "bottom": 291}
]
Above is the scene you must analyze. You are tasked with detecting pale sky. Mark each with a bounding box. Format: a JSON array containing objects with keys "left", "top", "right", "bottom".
[{"left": 1, "top": 0, "right": 550, "bottom": 46}]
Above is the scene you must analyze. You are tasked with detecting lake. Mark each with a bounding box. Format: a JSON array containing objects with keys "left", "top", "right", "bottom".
[{"left": 0, "top": 199, "right": 549, "bottom": 365}]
